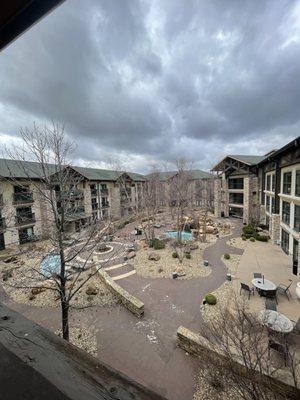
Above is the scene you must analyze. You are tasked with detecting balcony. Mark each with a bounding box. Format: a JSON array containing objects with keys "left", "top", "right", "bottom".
[
  {"left": 120, "top": 188, "right": 131, "bottom": 196},
  {"left": 90, "top": 188, "right": 98, "bottom": 197},
  {"left": 56, "top": 189, "right": 84, "bottom": 200},
  {"left": 101, "top": 201, "right": 109, "bottom": 208},
  {"left": 0, "top": 217, "right": 6, "bottom": 230},
  {"left": 15, "top": 213, "right": 36, "bottom": 226},
  {"left": 229, "top": 193, "right": 244, "bottom": 205},
  {"left": 92, "top": 203, "right": 98, "bottom": 210},
  {"left": 13, "top": 192, "right": 34, "bottom": 205}
]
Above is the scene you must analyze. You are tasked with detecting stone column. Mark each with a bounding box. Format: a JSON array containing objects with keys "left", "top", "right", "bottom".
[
  {"left": 214, "top": 178, "right": 221, "bottom": 218},
  {"left": 270, "top": 213, "right": 280, "bottom": 244},
  {"left": 110, "top": 186, "right": 121, "bottom": 220},
  {"left": 84, "top": 187, "right": 92, "bottom": 217},
  {"left": 243, "top": 176, "right": 250, "bottom": 224},
  {"left": 259, "top": 205, "right": 266, "bottom": 225}
]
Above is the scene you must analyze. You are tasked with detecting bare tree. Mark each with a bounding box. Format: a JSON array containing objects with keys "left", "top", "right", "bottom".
[
  {"left": 4, "top": 122, "right": 113, "bottom": 341},
  {"left": 200, "top": 298, "right": 300, "bottom": 400}
]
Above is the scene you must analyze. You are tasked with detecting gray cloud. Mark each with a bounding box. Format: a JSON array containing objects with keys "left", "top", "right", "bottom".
[{"left": 0, "top": 0, "right": 299, "bottom": 173}]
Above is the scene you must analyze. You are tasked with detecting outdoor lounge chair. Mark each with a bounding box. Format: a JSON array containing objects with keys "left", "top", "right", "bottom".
[
  {"left": 253, "top": 272, "right": 262, "bottom": 279},
  {"left": 265, "top": 298, "right": 277, "bottom": 311},
  {"left": 265, "top": 289, "right": 278, "bottom": 304},
  {"left": 277, "top": 282, "right": 292, "bottom": 300},
  {"left": 268, "top": 339, "right": 288, "bottom": 366},
  {"left": 240, "top": 283, "right": 254, "bottom": 300}
]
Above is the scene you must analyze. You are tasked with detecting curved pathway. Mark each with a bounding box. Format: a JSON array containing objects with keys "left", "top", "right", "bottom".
[{"left": 0, "top": 219, "right": 244, "bottom": 400}]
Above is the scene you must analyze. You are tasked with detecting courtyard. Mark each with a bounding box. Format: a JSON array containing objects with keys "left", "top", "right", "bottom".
[{"left": 0, "top": 214, "right": 299, "bottom": 399}]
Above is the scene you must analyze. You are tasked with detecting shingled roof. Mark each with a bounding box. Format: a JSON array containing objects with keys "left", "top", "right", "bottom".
[
  {"left": 146, "top": 170, "right": 213, "bottom": 181},
  {"left": 0, "top": 158, "right": 145, "bottom": 182},
  {"left": 227, "top": 155, "right": 267, "bottom": 165}
]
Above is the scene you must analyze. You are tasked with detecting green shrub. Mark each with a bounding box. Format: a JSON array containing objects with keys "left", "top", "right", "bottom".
[
  {"left": 172, "top": 251, "right": 178, "bottom": 258},
  {"left": 242, "top": 225, "right": 255, "bottom": 235},
  {"left": 117, "top": 222, "right": 126, "bottom": 229},
  {"left": 149, "top": 238, "right": 165, "bottom": 250},
  {"left": 241, "top": 235, "right": 247, "bottom": 241},
  {"left": 250, "top": 237, "right": 256, "bottom": 242},
  {"left": 186, "top": 253, "right": 191, "bottom": 259},
  {"left": 256, "top": 234, "right": 269, "bottom": 242},
  {"left": 224, "top": 253, "right": 230, "bottom": 260},
  {"left": 205, "top": 293, "right": 217, "bottom": 305}
]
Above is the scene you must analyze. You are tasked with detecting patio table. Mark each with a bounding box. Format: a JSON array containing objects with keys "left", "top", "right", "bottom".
[
  {"left": 258, "top": 310, "right": 294, "bottom": 333},
  {"left": 252, "top": 278, "right": 276, "bottom": 292}
]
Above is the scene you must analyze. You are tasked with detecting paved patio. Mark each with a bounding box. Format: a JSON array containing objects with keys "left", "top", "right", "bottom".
[{"left": 233, "top": 240, "right": 299, "bottom": 321}]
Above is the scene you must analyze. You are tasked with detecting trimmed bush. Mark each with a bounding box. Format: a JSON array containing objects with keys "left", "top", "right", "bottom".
[
  {"left": 205, "top": 293, "right": 217, "bottom": 305},
  {"left": 250, "top": 237, "right": 256, "bottom": 242},
  {"left": 117, "top": 222, "right": 126, "bottom": 229},
  {"left": 256, "top": 234, "right": 269, "bottom": 242},
  {"left": 242, "top": 236, "right": 247, "bottom": 241},
  {"left": 242, "top": 225, "right": 255, "bottom": 235},
  {"left": 224, "top": 253, "right": 230, "bottom": 260},
  {"left": 150, "top": 238, "right": 165, "bottom": 250},
  {"left": 186, "top": 253, "right": 191, "bottom": 259},
  {"left": 172, "top": 251, "right": 178, "bottom": 258}
]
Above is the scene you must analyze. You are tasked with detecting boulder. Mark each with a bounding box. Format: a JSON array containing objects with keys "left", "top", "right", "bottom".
[
  {"left": 148, "top": 253, "right": 160, "bottom": 261},
  {"left": 31, "top": 286, "right": 46, "bottom": 295},
  {"left": 127, "top": 251, "right": 136, "bottom": 259},
  {"left": 189, "top": 243, "right": 199, "bottom": 250},
  {"left": 2, "top": 270, "right": 13, "bottom": 281},
  {"left": 86, "top": 285, "right": 99, "bottom": 296}
]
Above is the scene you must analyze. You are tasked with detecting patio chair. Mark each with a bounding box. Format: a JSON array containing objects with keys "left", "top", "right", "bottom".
[
  {"left": 277, "top": 282, "right": 292, "bottom": 301},
  {"left": 265, "top": 298, "right": 277, "bottom": 311},
  {"left": 240, "top": 283, "right": 254, "bottom": 300},
  {"left": 253, "top": 272, "right": 262, "bottom": 279},
  {"left": 291, "top": 318, "right": 300, "bottom": 334},
  {"left": 265, "top": 289, "right": 278, "bottom": 304},
  {"left": 268, "top": 339, "right": 288, "bottom": 366}
]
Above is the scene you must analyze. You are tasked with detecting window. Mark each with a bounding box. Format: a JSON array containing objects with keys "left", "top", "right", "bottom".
[
  {"left": 282, "top": 172, "right": 292, "bottom": 195},
  {"left": 228, "top": 178, "right": 244, "bottom": 190},
  {"left": 229, "top": 192, "right": 244, "bottom": 204},
  {"left": 266, "top": 175, "right": 271, "bottom": 191},
  {"left": 296, "top": 171, "right": 300, "bottom": 197},
  {"left": 271, "top": 174, "right": 275, "bottom": 192},
  {"left": 294, "top": 205, "right": 300, "bottom": 232},
  {"left": 271, "top": 197, "right": 275, "bottom": 214},
  {"left": 266, "top": 195, "right": 270, "bottom": 212},
  {"left": 281, "top": 229, "right": 289, "bottom": 254},
  {"left": 282, "top": 201, "right": 290, "bottom": 225}
]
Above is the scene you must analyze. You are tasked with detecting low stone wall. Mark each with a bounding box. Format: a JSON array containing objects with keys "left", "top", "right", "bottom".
[
  {"left": 98, "top": 269, "right": 144, "bottom": 317},
  {"left": 177, "top": 326, "right": 300, "bottom": 399}
]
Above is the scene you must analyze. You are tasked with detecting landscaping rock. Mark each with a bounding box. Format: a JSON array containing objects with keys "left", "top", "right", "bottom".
[
  {"left": 2, "top": 270, "right": 13, "bottom": 281},
  {"left": 189, "top": 243, "right": 199, "bottom": 250},
  {"left": 127, "top": 251, "right": 136, "bottom": 259},
  {"left": 148, "top": 253, "right": 161, "bottom": 261},
  {"left": 85, "top": 285, "right": 99, "bottom": 296},
  {"left": 31, "top": 286, "right": 46, "bottom": 295}
]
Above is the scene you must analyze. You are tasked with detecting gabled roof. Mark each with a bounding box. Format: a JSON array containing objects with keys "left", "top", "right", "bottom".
[
  {"left": 0, "top": 158, "right": 145, "bottom": 182},
  {"left": 227, "top": 155, "right": 267, "bottom": 165},
  {"left": 146, "top": 170, "right": 213, "bottom": 181}
]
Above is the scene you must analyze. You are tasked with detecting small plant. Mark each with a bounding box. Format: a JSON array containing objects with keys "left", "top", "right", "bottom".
[
  {"left": 149, "top": 238, "right": 165, "bottom": 250},
  {"left": 158, "top": 268, "right": 164, "bottom": 273},
  {"left": 250, "top": 237, "right": 255, "bottom": 242},
  {"left": 172, "top": 251, "right": 178, "bottom": 258},
  {"left": 205, "top": 293, "right": 217, "bottom": 305},
  {"left": 186, "top": 253, "right": 191, "bottom": 259},
  {"left": 256, "top": 234, "right": 269, "bottom": 242},
  {"left": 224, "top": 253, "right": 230, "bottom": 260},
  {"left": 242, "top": 236, "right": 247, "bottom": 241}
]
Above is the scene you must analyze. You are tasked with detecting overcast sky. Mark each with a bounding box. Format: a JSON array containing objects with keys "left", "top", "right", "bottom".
[{"left": 0, "top": 0, "right": 299, "bottom": 173}]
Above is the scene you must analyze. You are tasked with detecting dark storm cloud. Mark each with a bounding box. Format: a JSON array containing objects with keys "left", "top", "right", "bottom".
[{"left": 0, "top": 0, "right": 299, "bottom": 172}]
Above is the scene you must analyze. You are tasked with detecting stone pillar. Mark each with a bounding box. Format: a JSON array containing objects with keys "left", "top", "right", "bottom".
[
  {"left": 270, "top": 214, "right": 280, "bottom": 244},
  {"left": 243, "top": 176, "right": 250, "bottom": 224},
  {"left": 259, "top": 205, "right": 266, "bottom": 225},
  {"left": 109, "top": 186, "right": 121, "bottom": 220},
  {"left": 84, "top": 187, "right": 92, "bottom": 217},
  {"left": 214, "top": 178, "right": 221, "bottom": 218}
]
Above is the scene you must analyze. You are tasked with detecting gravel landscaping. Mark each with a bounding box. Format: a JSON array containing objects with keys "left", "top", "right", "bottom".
[
  {"left": 227, "top": 236, "right": 249, "bottom": 250},
  {"left": 132, "top": 236, "right": 217, "bottom": 279}
]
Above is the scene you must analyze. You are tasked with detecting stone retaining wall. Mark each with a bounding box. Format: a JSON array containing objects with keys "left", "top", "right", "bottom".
[
  {"left": 98, "top": 269, "right": 144, "bottom": 317},
  {"left": 177, "top": 326, "right": 300, "bottom": 399}
]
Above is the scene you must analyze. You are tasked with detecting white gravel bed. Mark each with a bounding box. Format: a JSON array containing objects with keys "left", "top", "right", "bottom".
[
  {"left": 227, "top": 237, "right": 248, "bottom": 250},
  {"left": 132, "top": 236, "right": 217, "bottom": 279},
  {"left": 56, "top": 326, "right": 97, "bottom": 357}
]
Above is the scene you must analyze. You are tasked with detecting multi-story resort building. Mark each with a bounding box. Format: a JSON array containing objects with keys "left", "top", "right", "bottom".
[
  {"left": 213, "top": 136, "right": 300, "bottom": 276},
  {"left": 0, "top": 159, "right": 145, "bottom": 252},
  {"left": 147, "top": 170, "right": 214, "bottom": 210}
]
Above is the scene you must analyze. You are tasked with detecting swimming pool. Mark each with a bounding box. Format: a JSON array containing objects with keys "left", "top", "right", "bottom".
[
  {"left": 166, "top": 231, "right": 193, "bottom": 241},
  {"left": 40, "top": 254, "right": 61, "bottom": 278}
]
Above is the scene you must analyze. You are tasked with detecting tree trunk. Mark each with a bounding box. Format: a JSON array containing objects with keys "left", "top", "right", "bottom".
[{"left": 61, "top": 299, "right": 69, "bottom": 341}]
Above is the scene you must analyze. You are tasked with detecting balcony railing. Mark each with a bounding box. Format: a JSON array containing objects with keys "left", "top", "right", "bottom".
[
  {"left": 13, "top": 192, "right": 34, "bottom": 204},
  {"left": 101, "top": 202, "right": 109, "bottom": 208},
  {"left": 90, "top": 189, "right": 98, "bottom": 196},
  {"left": 120, "top": 188, "right": 131, "bottom": 196},
  {"left": 15, "top": 213, "right": 36, "bottom": 226},
  {"left": 0, "top": 217, "right": 6, "bottom": 230},
  {"left": 92, "top": 203, "right": 98, "bottom": 210},
  {"left": 19, "top": 234, "right": 38, "bottom": 245},
  {"left": 57, "top": 189, "right": 84, "bottom": 199}
]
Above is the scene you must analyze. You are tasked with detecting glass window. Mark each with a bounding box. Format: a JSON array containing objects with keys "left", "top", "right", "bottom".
[
  {"left": 282, "top": 172, "right": 292, "bottom": 195},
  {"left": 266, "top": 175, "right": 271, "bottom": 191},
  {"left": 229, "top": 192, "right": 244, "bottom": 204},
  {"left": 266, "top": 195, "right": 270, "bottom": 212},
  {"left": 281, "top": 229, "right": 289, "bottom": 254},
  {"left": 271, "top": 197, "right": 275, "bottom": 214},
  {"left": 228, "top": 178, "right": 244, "bottom": 189},
  {"left": 282, "top": 201, "right": 290, "bottom": 225},
  {"left": 271, "top": 174, "right": 275, "bottom": 192},
  {"left": 294, "top": 205, "right": 300, "bottom": 232},
  {"left": 296, "top": 171, "right": 300, "bottom": 197}
]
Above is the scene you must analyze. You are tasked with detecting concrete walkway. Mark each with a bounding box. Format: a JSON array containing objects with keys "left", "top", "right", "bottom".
[{"left": 0, "top": 219, "right": 243, "bottom": 400}]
